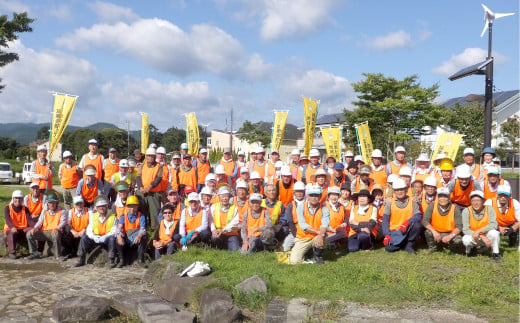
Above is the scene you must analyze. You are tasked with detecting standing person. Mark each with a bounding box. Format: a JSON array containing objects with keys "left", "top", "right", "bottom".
[
  {"left": 217, "top": 148, "right": 238, "bottom": 182},
  {"left": 210, "top": 187, "right": 241, "bottom": 251},
  {"left": 76, "top": 166, "right": 104, "bottom": 209},
  {"left": 136, "top": 147, "right": 164, "bottom": 229},
  {"left": 302, "top": 149, "right": 323, "bottom": 185},
  {"left": 236, "top": 151, "right": 249, "bottom": 169},
  {"left": 369, "top": 149, "right": 387, "bottom": 189},
  {"left": 289, "top": 185, "right": 329, "bottom": 264},
  {"left": 248, "top": 171, "right": 265, "bottom": 196},
  {"left": 348, "top": 189, "right": 377, "bottom": 252},
  {"left": 484, "top": 184, "right": 520, "bottom": 247},
  {"left": 249, "top": 147, "right": 267, "bottom": 182},
  {"left": 281, "top": 181, "right": 306, "bottom": 252},
  {"left": 78, "top": 139, "right": 104, "bottom": 181},
  {"left": 412, "top": 153, "right": 432, "bottom": 184},
  {"left": 481, "top": 147, "right": 498, "bottom": 176},
  {"left": 174, "top": 192, "right": 211, "bottom": 249},
  {"left": 153, "top": 204, "right": 178, "bottom": 259},
  {"left": 386, "top": 146, "right": 407, "bottom": 176},
  {"left": 25, "top": 183, "right": 44, "bottom": 218},
  {"left": 26, "top": 192, "right": 67, "bottom": 260},
  {"left": 236, "top": 167, "right": 250, "bottom": 186},
  {"left": 461, "top": 191, "right": 500, "bottom": 262},
  {"left": 343, "top": 150, "right": 354, "bottom": 168},
  {"left": 345, "top": 161, "right": 358, "bottom": 185},
  {"left": 276, "top": 165, "right": 294, "bottom": 207},
  {"left": 4, "top": 190, "right": 33, "bottom": 259},
  {"left": 240, "top": 193, "right": 274, "bottom": 255},
  {"left": 133, "top": 149, "right": 143, "bottom": 167},
  {"left": 116, "top": 196, "right": 147, "bottom": 268},
  {"left": 482, "top": 166, "right": 506, "bottom": 200},
  {"left": 461, "top": 148, "right": 483, "bottom": 182},
  {"left": 178, "top": 154, "right": 198, "bottom": 194},
  {"left": 180, "top": 143, "right": 189, "bottom": 157},
  {"left": 59, "top": 150, "right": 80, "bottom": 210},
  {"left": 382, "top": 178, "right": 422, "bottom": 253},
  {"left": 289, "top": 149, "right": 300, "bottom": 180},
  {"left": 31, "top": 145, "right": 53, "bottom": 190},
  {"left": 296, "top": 155, "right": 309, "bottom": 182},
  {"left": 193, "top": 148, "right": 211, "bottom": 193},
  {"left": 448, "top": 165, "right": 482, "bottom": 210},
  {"left": 265, "top": 151, "right": 280, "bottom": 184},
  {"left": 436, "top": 158, "right": 454, "bottom": 188},
  {"left": 330, "top": 162, "right": 347, "bottom": 188},
  {"left": 169, "top": 152, "right": 182, "bottom": 191},
  {"left": 104, "top": 148, "right": 119, "bottom": 202}
]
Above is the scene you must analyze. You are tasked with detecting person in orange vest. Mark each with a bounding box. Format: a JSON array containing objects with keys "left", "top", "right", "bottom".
[
  {"left": 386, "top": 146, "right": 407, "bottom": 176},
  {"left": 116, "top": 195, "right": 147, "bottom": 268},
  {"left": 169, "top": 152, "right": 182, "bottom": 191},
  {"left": 75, "top": 195, "right": 118, "bottom": 267},
  {"left": 4, "top": 190, "right": 33, "bottom": 259},
  {"left": 289, "top": 185, "right": 329, "bottom": 264},
  {"left": 175, "top": 192, "right": 211, "bottom": 249},
  {"left": 371, "top": 184, "right": 385, "bottom": 241},
  {"left": 111, "top": 181, "right": 130, "bottom": 220},
  {"left": 62, "top": 196, "right": 90, "bottom": 258},
  {"left": 210, "top": 186, "right": 241, "bottom": 251},
  {"left": 153, "top": 204, "right": 179, "bottom": 259},
  {"left": 136, "top": 147, "right": 164, "bottom": 229},
  {"left": 419, "top": 176, "right": 437, "bottom": 213},
  {"left": 382, "top": 178, "right": 422, "bottom": 253},
  {"left": 448, "top": 164, "right": 482, "bottom": 210},
  {"left": 343, "top": 150, "right": 354, "bottom": 168},
  {"left": 412, "top": 153, "right": 432, "bottom": 184},
  {"left": 178, "top": 154, "right": 198, "bottom": 193},
  {"left": 248, "top": 171, "right": 264, "bottom": 196},
  {"left": 26, "top": 191, "right": 67, "bottom": 260},
  {"left": 236, "top": 166, "right": 250, "bottom": 186},
  {"left": 76, "top": 166, "right": 104, "bottom": 209},
  {"left": 482, "top": 166, "right": 507, "bottom": 200},
  {"left": 461, "top": 148, "right": 483, "bottom": 182},
  {"left": 25, "top": 183, "right": 44, "bottom": 219},
  {"left": 104, "top": 148, "right": 119, "bottom": 203},
  {"left": 234, "top": 181, "right": 249, "bottom": 224},
  {"left": 348, "top": 189, "right": 377, "bottom": 252},
  {"left": 422, "top": 187, "right": 462, "bottom": 253},
  {"left": 330, "top": 162, "right": 347, "bottom": 188},
  {"left": 296, "top": 154, "right": 309, "bottom": 181},
  {"left": 78, "top": 139, "right": 105, "bottom": 181},
  {"left": 461, "top": 190, "right": 500, "bottom": 262},
  {"left": 59, "top": 150, "right": 80, "bottom": 209},
  {"left": 310, "top": 169, "right": 329, "bottom": 204},
  {"left": 436, "top": 158, "right": 454, "bottom": 188},
  {"left": 236, "top": 150, "right": 248, "bottom": 169},
  {"left": 301, "top": 149, "right": 323, "bottom": 185},
  {"left": 289, "top": 149, "right": 300, "bottom": 180},
  {"left": 193, "top": 148, "right": 211, "bottom": 193},
  {"left": 484, "top": 184, "right": 520, "bottom": 248},
  {"left": 385, "top": 174, "right": 398, "bottom": 202},
  {"left": 31, "top": 145, "right": 53, "bottom": 190},
  {"left": 345, "top": 161, "right": 358, "bottom": 185},
  {"left": 351, "top": 165, "right": 374, "bottom": 193},
  {"left": 263, "top": 184, "right": 287, "bottom": 249},
  {"left": 217, "top": 148, "right": 238, "bottom": 181},
  {"left": 339, "top": 181, "right": 353, "bottom": 208},
  {"left": 280, "top": 181, "right": 306, "bottom": 252},
  {"left": 158, "top": 188, "right": 183, "bottom": 223},
  {"left": 249, "top": 147, "right": 267, "bottom": 181},
  {"left": 215, "top": 164, "right": 232, "bottom": 186},
  {"left": 276, "top": 165, "right": 294, "bottom": 207},
  {"left": 240, "top": 193, "right": 274, "bottom": 255},
  {"left": 324, "top": 186, "right": 348, "bottom": 247},
  {"left": 369, "top": 149, "right": 387, "bottom": 189}
]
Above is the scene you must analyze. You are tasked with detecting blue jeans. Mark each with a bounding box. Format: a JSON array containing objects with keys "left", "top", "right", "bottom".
[
  {"left": 211, "top": 234, "right": 241, "bottom": 251},
  {"left": 155, "top": 241, "right": 177, "bottom": 259}
]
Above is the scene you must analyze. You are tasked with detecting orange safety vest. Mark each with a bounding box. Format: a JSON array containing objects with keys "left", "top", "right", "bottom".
[
  {"left": 277, "top": 181, "right": 294, "bottom": 206},
  {"left": 92, "top": 213, "right": 116, "bottom": 236},
  {"left": 354, "top": 177, "right": 374, "bottom": 193},
  {"left": 42, "top": 210, "right": 62, "bottom": 231},
  {"left": 389, "top": 198, "right": 414, "bottom": 231},
  {"left": 196, "top": 159, "right": 210, "bottom": 185},
  {"left": 221, "top": 159, "right": 237, "bottom": 177},
  {"left": 246, "top": 208, "right": 266, "bottom": 237},
  {"left": 28, "top": 195, "right": 43, "bottom": 216},
  {"left": 413, "top": 171, "right": 431, "bottom": 184},
  {"left": 249, "top": 182, "right": 264, "bottom": 196},
  {"left": 296, "top": 202, "right": 323, "bottom": 240},
  {"left": 83, "top": 154, "right": 103, "bottom": 180},
  {"left": 472, "top": 164, "right": 481, "bottom": 180},
  {"left": 81, "top": 180, "right": 99, "bottom": 203},
  {"left": 483, "top": 178, "right": 505, "bottom": 200},
  {"left": 450, "top": 179, "right": 474, "bottom": 207},
  {"left": 289, "top": 162, "right": 299, "bottom": 180},
  {"left": 157, "top": 164, "right": 169, "bottom": 192},
  {"left": 265, "top": 161, "right": 276, "bottom": 180},
  {"left": 329, "top": 174, "right": 346, "bottom": 188},
  {"left": 253, "top": 161, "right": 267, "bottom": 180},
  {"left": 389, "top": 161, "right": 407, "bottom": 175},
  {"left": 6, "top": 204, "right": 28, "bottom": 230},
  {"left": 115, "top": 205, "right": 126, "bottom": 220},
  {"left": 492, "top": 198, "right": 516, "bottom": 227},
  {"left": 430, "top": 200, "right": 456, "bottom": 233},
  {"left": 318, "top": 186, "right": 328, "bottom": 205},
  {"left": 213, "top": 203, "right": 238, "bottom": 236},
  {"left": 233, "top": 200, "right": 249, "bottom": 223},
  {"left": 468, "top": 206, "right": 489, "bottom": 232},
  {"left": 71, "top": 207, "right": 89, "bottom": 232},
  {"left": 304, "top": 164, "right": 323, "bottom": 183},
  {"left": 375, "top": 203, "right": 384, "bottom": 223},
  {"left": 325, "top": 201, "right": 347, "bottom": 233},
  {"left": 349, "top": 204, "right": 376, "bottom": 237},
  {"left": 61, "top": 163, "right": 79, "bottom": 189},
  {"left": 122, "top": 211, "right": 142, "bottom": 234},
  {"left": 33, "top": 159, "right": 52, "bottom": 189},
  {"left": 170, "top": 166, "right": 179, "bottom": 190},
  {"left": 185, "top": 208, "right": 203, "bottom": 233},
  {"left": 178, "top": 166, "right": 197, "bottom": 188},
  {"left": 158, "top": 219, "right": 176, "bottom": 242},
  {"left": 263, "top": 200, "right": 283, "bottom": 225},
  {"left": 370, "top": 167, "right": 387, "bottom": 189},
  {"left": 420, "top": 192, "right": 436, "bottom": 213},
  {"left": 141, "top": 163, "right": 162, "bottom": 192},
  {"left": 104, "top": 159, "right": 119, "bottom": 182}
]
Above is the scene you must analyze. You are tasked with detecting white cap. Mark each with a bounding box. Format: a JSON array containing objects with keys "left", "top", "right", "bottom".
[
  {"left": 309, "top": 149, "right": 320, "bottom": 157},
  {"left": 63, "top": 151, "right": 73, "bottom": 158},
  {"left": 236, "top": 181, "right": 248, "bottom": 190},
  {"left": 463, "top": 148, "right": 475, "bottom": 155},
  {"left": 271, "top": 150, "right": 279, "bottom": 155},
  {"left": 456, "top": 165, "right": 472, "bottom": 178},
  {"left": 392, "top": 178, "right": 407, "bottom": 190},
  {"left": 416, "top": 153, "right": 430, "bottom": 162},
  {"left": 344, "top": 150, "right": 354, "bottom": 157},
  {"left": 200, "top": 148, "right": 208, "bottom": 154},
  {"left": 29, "top": 182, "right": 39, "bottom": 189},
  {"left": 187, "top": 192, "right": 200, "bottom": 201},
  {"left": 240, "top": 166, "right": 249, "bottom": 174},
  {"left": 180, "top": 143, "right": 188, "bottom": 150},
  {"left": 215, "top": 164, "right": 226, "bottom": 175},
  {"left": 73, "top": 196, "right": 84, "bottom": 204},
  {"left": 387, "top": 174, "right": 398, "bottom": 184},
  {"left": 469, "top": 190, "right": 484, "bottom": 200},
  {"left": 205, "top": 173, "right": 216, "bottom": 183},
  {"left": 437, "top": 187, "right": 450, "bottom": 196},
  {"left": 487, "top": 166, "right": 500, "bottom": 175},
  {"left": 291, "top": 149, "right": 300, "bottom": 156},
  {"left": 237, "top": 150, "right": 245, "bottom": 156},
  {"left": 149, "top": 143, "right": 158, "bottom": 149},
  {"left": 88, "top": 139, "right": 98, "bottom": 145},
  {"left": 94, "top": 196, "right": 109, "bottom": 207},
  {"left": 119, "top": 159, "right": 129, "bottom": 167},
  {"left": 250, "top": 171, "right": 261, "bottom": 180},
  {"left": 280, "top": 165, "right": 292, "bottom": 176},
  {"left": 256, "top": 147, "right": 265, "bottom": 154},
  {"left": 12, "top": 190, "right": 24, "bottom": 198},
  {"left": 354, "top": 155, "right": 363, "bottom": 162},
  {"left": 172, "top": 152, "right": 181, "bottom": 159},
  {"left": 200, "top": 186, "right": 213, "bottom": 196},
  {"left": 394, "top": 146, "right": 406, "bottom": 153},
  {"left": 156, "top": 147, "right": 166, "bottom": 154},
  {"left": 37, "top": 145, "right": 47, "bottom": 152},
  {"left": 218, "top": 186, "right": 231, "bottom": 196},
  {"left": 398, "top": 166, "right": 412, "bottom": 177},
  {"left": 84, "top": 167, "right": 96, "bottom": 176},
  {"left": 249, "top": 193, "right": 263, "bottom": 201},
  {"left": 371, "top": 149, "right": 382, "bottom": 158},
  {"left": 424, "top": 176, "right": 437, "bottom": 187},
  {"left": 306, "top": 184, "right": 323, "bottom": 195},
  {"left": 294, "top": 181, "right": 306, "bottom": 191},
  {"left": 145, "top": 147, "right": 156, "bottom": 155},
  {"left": 328, "top": 186, "right": 341, "bottom": 195},
  {"left": 128, "top": 159, "right": 136, "bottom": 167},
  {"left": 497, "top": 184, "right": 511, "bottom": 196},
  {"left": 275, "top": 161, "right": 284, "bottom": 168}
]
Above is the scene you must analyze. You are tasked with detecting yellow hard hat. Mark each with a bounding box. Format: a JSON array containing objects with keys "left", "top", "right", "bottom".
[
  {"left": 126, "top": 195, "right": 139, "bottom": 206},
  {"left": 439, "top": 158, "right": 454, "bottom": 171}
]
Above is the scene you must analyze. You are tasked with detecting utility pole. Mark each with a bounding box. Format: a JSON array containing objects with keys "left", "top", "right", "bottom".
[
  {"left": 229, "top": 108, "right": 233, "bottom": 152},
  {"left": 126, "top": 120, "right": 130, "bottom": 156}
]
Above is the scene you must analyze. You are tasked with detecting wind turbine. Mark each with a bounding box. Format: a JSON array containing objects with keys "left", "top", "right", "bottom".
[{"left": 480, "top": 4, "right": 515, "bottom": 37}]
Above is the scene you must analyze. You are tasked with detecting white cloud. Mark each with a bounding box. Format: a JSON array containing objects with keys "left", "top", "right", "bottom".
[
  {"left": 49, "top": 4, "right": 72, "bottom": 21},
  {"left": 432, "top": 47, "right": 507, "bottom": 76},
  {"left": 0, "top": 0, "right": 30, "bottom": 13},
  {"left": 88, "top": 1, "right": 139, "bottom": 23},
  {"left": 364, "top": 30, "right": 412, "bottom": 50}
]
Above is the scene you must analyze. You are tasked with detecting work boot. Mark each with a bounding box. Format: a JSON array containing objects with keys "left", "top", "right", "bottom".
[
  {"left": 405, "top": 242, "right": 416, "bottom": 254},
  {"left": 26, "top": 253, "right": 41, "bottom": 260},
  {"left": 491, "top": 253, "right": 501, "bottom": 263},
  {"left": 313, "top": 248, "right": 324, "bottom": 265},
  {"left": 105, "top": 258, "right": 117, "bottom": 269},
  {"left": 75, "top": 255, "right": 86, "bottom": 267},
  {"left": 508, "top": 235, "right": 518, "bottom": 248}
]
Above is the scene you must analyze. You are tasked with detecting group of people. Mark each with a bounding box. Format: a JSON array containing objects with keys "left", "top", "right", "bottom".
[{"left": 3, "top": 140, "right": 519, "bottom": 266}]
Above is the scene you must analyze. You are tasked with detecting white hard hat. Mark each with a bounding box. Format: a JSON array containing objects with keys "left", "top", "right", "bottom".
[
  {"left": 12, "top": 190, "right": 24, "bottom": 198},
  {"left": 205, "top": 173, "right": 216, "bottom": 183},
  {"left": 200, "top": 186, "right": 213, "bottom": 196},
  {"left": 424, "top": 176, "right": 437, "bottom": 187},
  {"left": 437, "top": 187, "right": 450, "bottom": 196},
  {"left": 88, "top": 139, "right": 98, "bottom": 145},
  {"left": 416, "top": 153, "right": 430, "bottom": 162},
  {"left": 275, "top": 161, "right": 284, "bottom": 168},
  {"left": 84, "top": 167, "right": 96, "bottom": 176},
  {"left": 394, "top": 146, "right": 406, "bottom": 153},
  {"left": 327, "top": 186, "right": 341, "bottom": 196},
  {"left": 309, "top": 149, "right": 320, "bottom": 157},
  {"left": 291, "top": 149, "right": 300, "bottom": 156},
  {"left": 294, "top": 181, "right": 306, "bottom": 191},
  {"left": 119, "top": 159, "right": 129, "bottom": 167},
  {"left": 218, "top": 186, "right": 231, "bottom": 196},
  {"left": 469, "top": 190, "right": 484, "bottom": 200},
  {"left": 249, "top": 193, "right": 263, "bottom": 202},
  {"left": 215, "top": 164, "right": 226, "bottom": 175},
  {"left": 236, "top": 181, "right": 248, "bottom": 190},
  {"left": 398, "top": 166, "right": 412, "bottom": 177},
  {"left": 37, "top": 145, "right": 47, "bottom": 152},
  {"left": 456, "top": 165, "right": 472, "bottom": 179},
  {"left": 237, "top": 150, "right": 245, "bottom": 156},
  {"left": 187, "top": 192, "right": 200, "bottom": 201},
  {"left": 280, "top": 165, "right": 291, "bottom": 176},
  {"left": 387, "top": 174, "right": 398, "bottom": 184},
  {"left": 463, "top": 148, "right": 475, "bottom": 155},
  {"left": 354, "top": 155, "right": 363, "bottom": 162},
  {"left": 156, "top": 147, "right": 166, "bottom": 154},
  {"left": 250, "top": 171, "right": 261, "bottom": 180},
  {"left": 497, "top": 184, "right": 511, "bottom": 196},
  {"left": 63, "top": 151, "right": 73, "bottom": 158},
  {"left": 306, "top": 184, "right": 323, "bottom": 195},
  {"left": 149, "top": 143, "right": 158, "bottom": 149},
  {"left": 256, "top": 147, "right": 265, "bottom": 154},
  {"left": 371, "top": 149, "right": 382, "bottom": 158},
  {"left": 392, "top": 178, "right": 407, "bottom": 190},
  {"left": 344, "top": 150, "right": 354, "bottom": 157},
  {"left": 145, "top": 147, "right": 156, "bottom": 155}
]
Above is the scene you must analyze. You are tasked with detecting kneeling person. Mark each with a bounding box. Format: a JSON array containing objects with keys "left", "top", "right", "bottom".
[
  {"left": 153, "top": 204, "right": 179, "bottom": 259},
  {"left": 211, "top": 187, "right": 240, "bottom": 251},
  {"left": 241, "top": 193, "right": 274, "bottom": 254},
  {"left": 116, "top": 196, "right": 147, "bottom": 267},
  {"left": 174, "top": 192, "right": 211, "bottom": 249}
]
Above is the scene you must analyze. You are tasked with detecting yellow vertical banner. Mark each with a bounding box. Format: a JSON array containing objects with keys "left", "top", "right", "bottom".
[
  {"left": 185, "top": 112, "right": 199, "bottom": 156},
  {"left": 355, "top": 122, "right": 373, "bottom": 164},
  {"left": 141, "top": 113, "right": 149, "bottom": 153},
  {"left": 49, "top": 93, "right": 78, "bottom": 156},
  {"left": 430, "top": 132, "right": 463, "bottom": 163},
  {"left": 321, "top": 127, "right": 341, "bottom": 161},
  {"left": 271, "top": 111, "right": 288, "bottom": 152},
  {"left": 303, "top": 97, "right": 319, "bottom": 156}
]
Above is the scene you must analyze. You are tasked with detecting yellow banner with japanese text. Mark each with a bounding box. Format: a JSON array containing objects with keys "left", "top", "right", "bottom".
[
  {"left": 303, "top": 97, "right": 319, "bottom": 156},
  {"left": 321, "top": 127, "right": 341, "bottom": 161},
  {"left": 186, "top": 112, "right": 200, "bottom": 156},
  {"left": 356, "top": 122, "right": 373, "bottom": 164},
  {"left": 271, "top": 111, "right": 288, "bottom": 152},
  {"left": 431, "top": 132, "right": 463, "bottom": 163},
  {"left": 141, "top": 113, "right": 149, "bottom": 153},
  {"left": 50, "top": 94, "right": 77, "bottom": 156}
]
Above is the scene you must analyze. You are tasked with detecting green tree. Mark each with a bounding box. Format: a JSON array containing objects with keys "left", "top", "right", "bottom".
[
  {"left": 0, "top": 12, "right": 35, "bottom": 92},
  {"left": 162, "top": 127, "right": 186, "bottom": 153},
  {"left": 61, "top": 128, "right": 98, "bottom": 159},
  {"left": 98, "top": 128, "right": 137, "bottom": 157},
  {"left": 36, "top": 125, "right": 50, "bottom": 140},
  {"left": 237, "top": 120, "right": 270, "bottom": 148},
  {"left": 443, "top": 103, "right": 485, "bottom": 156},
  {"left": 343, "top": 73, "right": 446, "bottom": 157}
]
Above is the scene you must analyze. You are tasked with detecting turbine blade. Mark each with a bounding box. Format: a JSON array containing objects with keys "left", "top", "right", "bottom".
[
  {"left": 480, "top": 18, "right": 489, "bottom": 37},
  {"left": 481, "top": 3, "right": 492, "bottom": 16},
  {"left": 495, "top": 12, "right": 515, "bottom": 19}
]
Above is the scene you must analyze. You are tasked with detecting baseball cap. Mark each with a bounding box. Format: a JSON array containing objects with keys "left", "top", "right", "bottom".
[
  {"left": 469, "top": 190, "right": 484, "bottom": 200},
  {"left": 200, "top": 148, "right": 208, "bottom": 154},
  {"left": 249, "top": 193, "right": 263, "bottom": 202},
  {"left": 463, "top": 148, "right": 475, "bottom": 155},
  {"left": 187, "top": 192, "right": 200, "bottom": 202},
  {"left": 108, "top": 147, "right": 117, "bottom": 153},
  {"left": 240, "top": 167, "right": 249, "bottom": 174},
  {"left": 88, "top": 139, "right": 98, "bottom": 145},
  {"left": 63, "top": 151, "right": 73, "bottom": 158},
  {"left": 394, "top": 146, "right": 406, "bottom": 153},
  {"left": 73, "top": 196, "right": 84, "bottom": 204},
  {"left": 30, "top": 182, "right": 39, "bottom": 189},
  {"left": 333, "top": 162, "right": 344, "bottom": 171},
  {"left": 145, "top": 148, "right": 156, "bottom": 155}
]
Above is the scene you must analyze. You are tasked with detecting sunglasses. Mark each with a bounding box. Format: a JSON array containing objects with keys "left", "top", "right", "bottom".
[{"left": 162, "top": 211, "right": 173, "bottom": 214}]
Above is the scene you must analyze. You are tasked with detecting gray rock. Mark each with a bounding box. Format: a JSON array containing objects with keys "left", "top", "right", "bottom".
[
  {"left": 112, "top": 291, "right": 169, "bottom": 315},
  {"left": 52, "top": 295, "right": 110, "bottom": 322},
  {"left": 235, "top": 275, "right": 268, "bottom": 294},
  {"left": 0, "top": 231, "right": 6, "bottom": 249},
  {"left": 200, "top": 288, "right": 242, "bottom": 323},
  {"left": 265, "top": 298, "right": 287, "bottom": 323},
  {"left": 162, "top": 261, "right": 185, "bottom": 279},
  {"left": 138, "top": 302, "right": 196, "bottom": 323},
  {"left": 286, "top": 298, "right": 309, "bottom": 323},
  {"left": 85, "top": 245, "right": 108, "bottom": 266},
  {"left": 154, "top": 275, "right": 214, "bottom": 304}
]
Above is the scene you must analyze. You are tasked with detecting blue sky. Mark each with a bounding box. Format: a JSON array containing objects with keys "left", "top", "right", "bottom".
[{"left": 0, "top": 0, "right": 518, "bottom": 132}]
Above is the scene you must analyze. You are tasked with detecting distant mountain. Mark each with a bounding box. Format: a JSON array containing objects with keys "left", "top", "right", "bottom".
[{"left": 0, "top": 122, "right": 121, "bottom": 145}]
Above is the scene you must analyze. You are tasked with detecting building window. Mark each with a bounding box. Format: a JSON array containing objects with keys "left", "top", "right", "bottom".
[{"left": 207, "top": 138, "right": 212, "bottom": 146}]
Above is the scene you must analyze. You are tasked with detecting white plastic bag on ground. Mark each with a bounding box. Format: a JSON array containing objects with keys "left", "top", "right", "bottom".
[{"left": 179, "top": 261, "right": 212, "bottom": 277}]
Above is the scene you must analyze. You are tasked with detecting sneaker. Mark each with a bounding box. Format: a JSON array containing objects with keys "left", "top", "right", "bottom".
[
  {"left": 182, "top": 246, "right": 188, "bottom": 251},
  {"left": 116, "top": 260, "right": 125, "bottom": 268},
  {"left": 405, "top": 245, "right": 416, "bottom": 254},
  {"left": 74, "top": 256, "right": 86, "bottom": 267},
  {"left": 313, "top": 256, "right": 324, "bottom": 265},
  {"left": 492, "top": 253, "right": 501, "bottom": 263},
  {"left": 8, "top": 253, "right": 17, "bottom": 259},
  {"left": 138, "top": 260, "right": 147, "bottom": 268},
  {"left": 466, "top": 249, "right": 477, "bottom": 257},
  {"left": 26, "top": 253, "right": 41, "bottom": 260}
]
